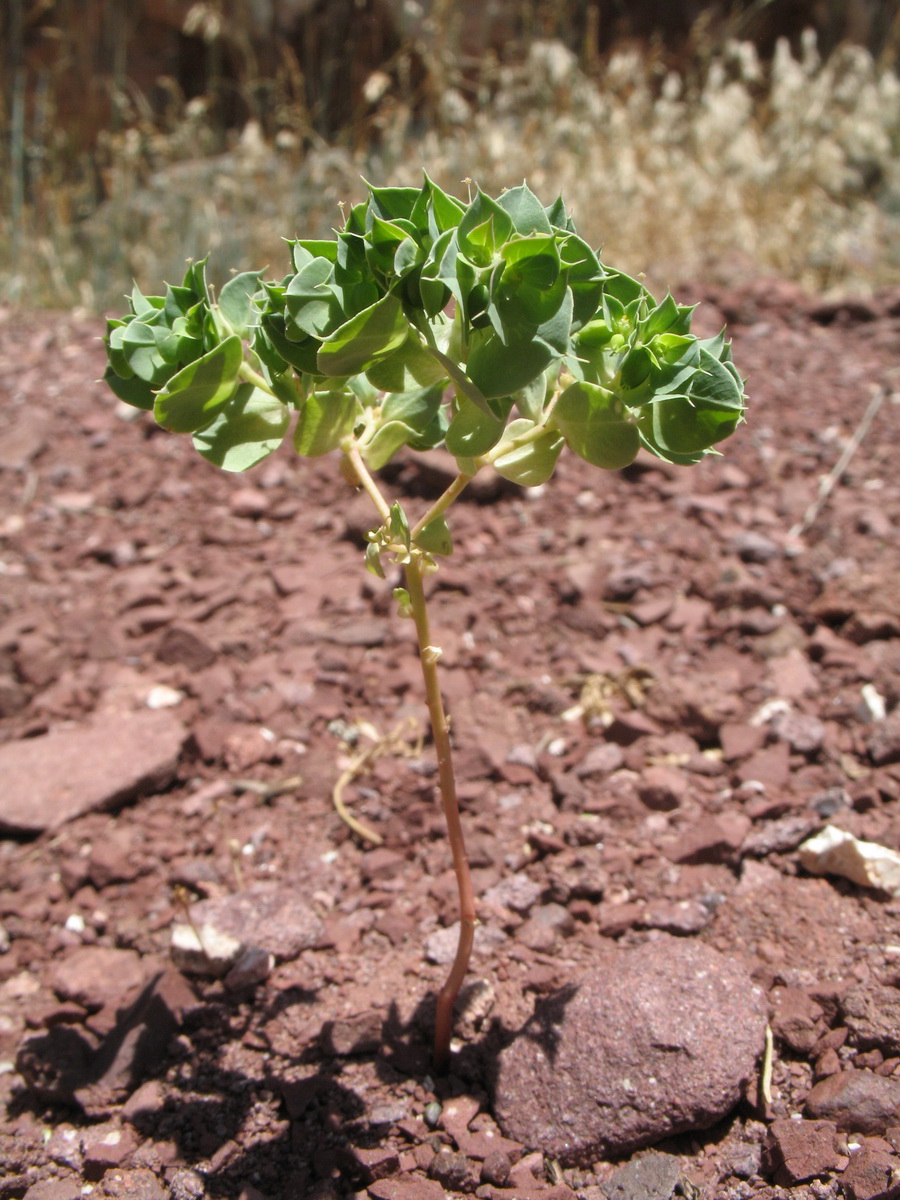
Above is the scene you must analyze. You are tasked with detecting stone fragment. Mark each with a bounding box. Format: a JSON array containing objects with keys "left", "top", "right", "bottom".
[
  {"left": 51, "top": 947, "right": 147, "bottom": 1011},
  {"left": 771, "top": 710, "right": 826, "bottom": 754},
  {"left": 667, "top": 812, "right": 751, "bottom": 864},
  {"left": 742, "top": 814, "right": 820, "bottom": 858},
  {"left": 22, "top": 1182, "right": 83, "bottom": 1200},
  {"left": 719, "top": 722, "right": 768, "bottom": 761},
  {"left": 0, "top": 709, "right": 184, "bottom": 833},
  {"left": 367, "top": 1178, "right": 446, "bottom": 1200},
  {"left": 482, "top": 873, "right": 541, "bottom": 915},
  {"left": 636, "top": 765, "right": 687, "bottom": 811},
  {"left": 841, "top": 1147, "right": 900, "bottom": 1200},
  {"left": 424, "top": 921, "right": 506, "bottom": 965},
  {"left": 766, "top": 649, "right": 818, "bottom": 699},
  {"left": 732, "top": 531, "right": 780, "bottom": 563},
  {"left": 805, "top": 1070, "right": 900, "bottom": 1134},
  {"left": 602, "top": 1151, "right": 683, "bottom": 1199},
  {"left": 171, "top": 885, "right": 324, "bottom": 975},
  {"left": 869, "top": 717, "right": 900, "bottom": 767},
  {"left": 229, "top": 487, "right": 269, "bottom": 517},
  {"left": 770, "top": 987, "right": 825, "bottom": 1054},
  {"left": 493, "top": 937, "right": 766, "bottom": 1164},
  {"left": 574, "top": 742, "right": 625, "bottom": 778},
  {"left": 640, "top": 898, "right": 713, "bottom": 934},
  {"left": 428, "top": 1148, "right": 480, "bottom": 1192},
  {"left": 223, "top": 946, "right": 273, "bottom": 991},
  {"left": 843, "top": 986, "right": 900, "bottom": 1055},
  {"left": 799, "top": 826, "right": 900, "bottom": 896},
  {"left": 481, "top": 1149, "right": 511, "bottom": 1186},
  {"left": 155, "top": 626, "right": 217, "bottom": 671},
  {"left": 92, "top": 1168, "right": 168, "bottom": 1199},
  {"left": 83, "top": 1125, "right": 140, "bottom": 1178},
  {"left": 736, "top": 741, "right": 791, "bottom": 788},
  {"left": 321, "top": 1010, "right": 384, "bottom": 1056},
  {"left": 764, "top": 1118, "right": 842, "bottom": 1185}
]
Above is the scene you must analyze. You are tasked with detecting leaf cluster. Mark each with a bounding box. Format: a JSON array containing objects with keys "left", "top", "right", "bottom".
[{"left": 104, "top": 178, "right": 746, "bottom": 484}]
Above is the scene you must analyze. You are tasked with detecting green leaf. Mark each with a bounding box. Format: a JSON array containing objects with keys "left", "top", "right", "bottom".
[
  {"left": 285, "top": 258, "right": 342, "bottom": 340},
  {"left": 218, "top": 271, "right": 264, "bottom": 338},
  {"left": 458, "top": 190, "right": 515, "bottom": 267},
  {"left": 416, "top": 514, "right": 453, "bottom": 556},
  {"left": 553, "top": 380, "right": 640, "bottom": 470},
  {"left": 389, "top": 502, "right": 411, "bottom": 549},
  {"left": 366, "top": 183, "right": 421, "bottom": 223},
  {"left": 497, "top": 184, "right": 553, "bottom": 235},
  {"left": 192, "top": 384, "right": 290, "bottom": 471},
  {"left": 467, "top": 289, "right": 573, "bottom": 399},
  {"left": 362, "top": 421, "right": 415, "bottom": 469},
  {"left": 499, "top": 235, "right": 560, "bottom": 290},
  {"left": 182, "top": 256, "right": 210, "bottom": 301},
  {"left": 445, "top": 394, "right": 506, "bottom": 458},
  {"left": 317, "top": 295, "right": 410, "bottom": 376},
  {"left": 120, "top": 321, "right": 174, "bottom": 387},
  {"left": 103, "top": 362, "right": 155, "bottom": 410},
  {"left": 493, "top": 429, "right": 564, "bottom": 486},
  {"left": 365, "top": 332, "right": 448, "bottom": 392},
  {"left": 365, "top": 540, "right": 386, "bottom": 578},
  {"left": 381, "top": 382, "right": 446, "bottom": 433},
  {"left": 544, "top": 196, "right": 575, "bottom": 231},
  {"left": 153, "top": 336, "right": 244, "bottom": 433},
  {"left": 261, "top": 313, "right": 321, "bottom": 375},
  {"left": 293, "top": 388, "right": 358, "bottom": 457}
]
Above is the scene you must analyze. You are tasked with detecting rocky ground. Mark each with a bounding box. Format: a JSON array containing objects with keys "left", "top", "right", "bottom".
[{"left": 1, "top": 279, "right": 900, "bottom": 1200}]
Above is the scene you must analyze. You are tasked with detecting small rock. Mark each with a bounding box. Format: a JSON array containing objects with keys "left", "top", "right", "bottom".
[
  {"left": 83, "top": 1125, "right": 140, "bottom": 1178},
  {"left": 602, "top": 1151, "right": 683, "bottom": 1199},
  {"left": 368, "top": 1178, "right": 447, "bottom": 1200},
  {"left": 771, "top": 710, "right": 826, "bottom": 754},
  {"left": 171, "top": 885, "right": 324, "bottom": 975},
  {"left": 224, "top": 946, "right": 273, "bottom": 991},
  {"left": 229, "top": 487, "right": 269, "bottom": 517},
  {"left": 428, "top": 1148, "right": 480, "bottom": 1191},
  {"left": 22, "top": 1181, "right": 83, "bottom": 1200},
  {"left": 868, "top": 717, "right": 900, "bottom": 767},
  {"left": 0, "top": 710, "right": 184, "bottom": 834},
  {"left": 482, "top": 873, "right": 542, "bottom": 915},
  {"left": 764, "top": 1118, "right": 843, "bottom": 1185},
  {"left": 636, "top": 765, "right": 687, "bottom": 811},
  {"left": 493, "top": 937, "right": 767, "bottom": 1164},
  {"left": 770, "top": 987, "right": 825, "bottom": 1054},
  {"left": 155, "top": 626, "right": 217, "bottom": 671},
  {"left": 799, "top": 825, "right": 900, "bottom": 895},
  {"left": 51, "top": 947, "right": 147, "bottom": 1011},
  {"left": 719, "top": 722, "right": 767, "bottom": 761},
  {"left": 667, "top": 812, "right": 751, "bottom": 865},
  {"left": 805, "top": 1070, "right": 900, "bottom": 1134},
  {"left": 424, "top": 921, "right": 506, "bottom": 965},
  {"left": 841, "top": 1146, "right": 900, "bottom": 1200},
  {"left": 843, "top": 985, "right": 900, "bottom": 1055},
  {"left": 481, "top": 1150, "right": 511, "bottom": 1186},
  {"left": 321, "top": 1010, "right": 383, "bottom": 1056},
  {"left": 732, "top": 531, "right": 780, "bottom": 563}
]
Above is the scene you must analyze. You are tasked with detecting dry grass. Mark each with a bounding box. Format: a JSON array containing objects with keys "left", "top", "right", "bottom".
[{"left": 3, "top": 29, "right": 900, "bottom": 311}]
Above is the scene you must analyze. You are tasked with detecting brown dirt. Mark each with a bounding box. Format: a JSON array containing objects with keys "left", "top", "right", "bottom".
[{"left": 1, "top": 278, "right": 900, "bottom": 1200}]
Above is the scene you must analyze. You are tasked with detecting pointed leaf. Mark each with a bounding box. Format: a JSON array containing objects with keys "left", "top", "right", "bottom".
[
  {"left": 218, "top": 270, "right": 264, "bottom": 337},
  {"left": 317, "top": 295, "right": 409, "bottom": 376},
  {"left": 553, "top": 380, "right": 640, "bottom": 470},
  {"left": 365, "top": 333, "right": 448, "bottom": 392},
  {"left": 192, "top": 384, "right": 290, "bottom": 471},
  {"left": 416, "top": 514, "right": 453, "bottom": 557},
  {"left": 497, "top": 183, "right": 553, "bottom": 235},
  {"left": 293, "top": 389, "right": 358, "bottom": 457},
  {"left": 153, "top": 336, "right": 243, "bottom": 433}
]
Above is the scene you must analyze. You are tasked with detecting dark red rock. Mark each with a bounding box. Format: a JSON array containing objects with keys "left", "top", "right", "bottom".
[
  {"left": 492, "top": 937, "right": 767, "bottom": 1164},
  {"left": 667, "top": 812, "right": 751, "bottom": 864},
  {"left": 155, "top": 626, "right": 217, "bottom": 670},
  {"left": 843, "top": 985, "right": 900, "bottom": 1055},
  {"left": 0, "top": 710, "right": 185, "bottom": 833},
  {"left": 842, "top": 1146, "right": 900, "bottom": 1200},
  {"left": 805, "top": 1070, "right": 900, "bottom": 1134},
  {"left": 764, "top": 1118, "right": 842, "bottom": 1184},
  {"left": 770, "top": 986, "right": 825, "bottom": 1054}
]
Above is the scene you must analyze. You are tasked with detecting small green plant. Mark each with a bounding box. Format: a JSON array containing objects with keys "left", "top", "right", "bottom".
[{"left": 103, "top": 178, "right": 746, "bottom": 1070}]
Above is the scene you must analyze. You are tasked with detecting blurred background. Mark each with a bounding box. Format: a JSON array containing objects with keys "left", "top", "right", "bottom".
[{"left": 2, "top": 0, "right": 900, "bottom": 312}]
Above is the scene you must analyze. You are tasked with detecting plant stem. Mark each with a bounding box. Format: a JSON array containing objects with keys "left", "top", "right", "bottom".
[
  {"left": 342, "top": 440, "right": 392, "bottom": 524},
  {"left": 411, "top": 472, "right": 474, "bottom": 540},
  {"left": 403, "top": 555, "right": 476, "bottom": 1072}
]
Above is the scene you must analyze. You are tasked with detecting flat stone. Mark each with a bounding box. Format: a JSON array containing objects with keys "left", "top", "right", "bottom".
[
  {"left": 602, "top": 1151, "right": 683, "bottom": 1199},
  {"left": 171, "top": 884, "right": 324, "bottom": 975},
  {"left": 842, "top": 985, "right": 900, "bottom": 1055},
  {"left": 0, "top": 710, "right": 184, "bottom": 833},
  {"left": 842, "top": 1146, "right": 900, "bottom": 1200},
  {"left": 492, "top": 937, "right": 767, "bottom": 1164},
  {"left": 764, "top": 1118, "right": 843, "bottom": 1185},
  {"left": 51, "top": 947, "right": 147, "bottom": 1012},
  {"left": 805, "top": 1070, "right": 900, "bottom": 1134}
]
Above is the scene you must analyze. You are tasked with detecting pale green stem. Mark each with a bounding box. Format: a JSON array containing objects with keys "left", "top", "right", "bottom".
[
  {"left": 341, "top": 440, "right": 392, "bottom": 524},
  {"left": 411, "top": 472, "right": 474, "bottom": 541},
  {"left": 403, "top": 555, "right": 475, "bottom": 1072}
]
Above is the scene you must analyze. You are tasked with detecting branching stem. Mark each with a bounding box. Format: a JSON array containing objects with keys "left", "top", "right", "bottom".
[
  {"left": 342, "top": 439, "right": 392, "bottom": 524},
  {"left": 411, "top": 472, "right": 474, "bottom": 540},
  {"left": 403, "top": 555, "right": 476, "bottom": 1072}
]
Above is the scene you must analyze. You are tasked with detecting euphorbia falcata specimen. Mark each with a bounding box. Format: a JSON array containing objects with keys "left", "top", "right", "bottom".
[{"left": 104, "top": 179, "right": 746, "bottom": 1070}]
